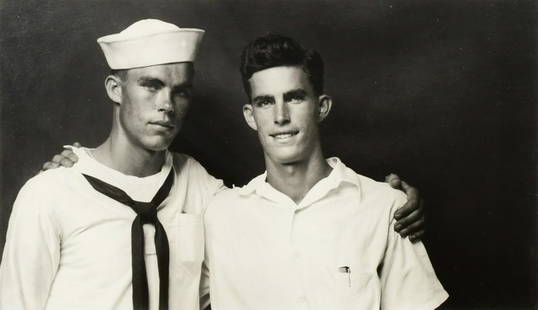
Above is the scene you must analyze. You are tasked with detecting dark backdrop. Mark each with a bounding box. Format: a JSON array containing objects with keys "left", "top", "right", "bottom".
[{"left": 1, "top": 0, "right": 536, "bottom": 309}]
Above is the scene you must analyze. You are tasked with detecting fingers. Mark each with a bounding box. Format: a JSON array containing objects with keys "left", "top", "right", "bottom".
[
  {"left": 394, "top": 182, "right": 420, "bottom": 220},
  {"left": 394, "top": 199, "right": 426, "bottom": 241},
  {"left": 42, "top": 161, "right": 60, "bottom": 171},
  {"left": 394, "top": 194, "right": 420, "bottom": 221},
  {"left": 394, "top": 206, "right": 423, "bottom": 232},
  {"left": 399, "top": 180, "right": 415, "bottom": 194},
  {"left": 386, "top": 174, "right": 427, "bottom": 242},
  {"left": 399, "top": 218, "right": 425, "bottom": 238},
  {"left": 61, "top": 149, "right": 79, "bottom": 163},
  {"left": 408, "top": 230, "right": 425, "bottom": 243},
  {"left": 40, "top": 142, "right": 82, "bottom": 173},
  {"left": 52, "top": 153, "right": 75, "bottom": 167},
  {"left": 385, "top": 173, "right": 402, "bottom": 189},
  {"left": 385, "top": 174, "right": 420, "bottom": 200}
]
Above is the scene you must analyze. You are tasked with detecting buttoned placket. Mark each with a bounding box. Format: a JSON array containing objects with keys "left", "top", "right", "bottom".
[
  {"left": 289, "top": 206, "right": 311, "bottom": 310},
  {"left": 251, "top": 164, "right": 349, "bottom": 310},
  {"left": 256, "top": 181, "right": 311, "bottom": 309}
]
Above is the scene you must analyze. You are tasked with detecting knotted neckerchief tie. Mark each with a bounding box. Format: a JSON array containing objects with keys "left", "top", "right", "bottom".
[{"left": 82, "top": 168, "right": 174, "bottom": 310}]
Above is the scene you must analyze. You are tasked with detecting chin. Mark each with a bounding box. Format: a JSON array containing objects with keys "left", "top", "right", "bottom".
[
  {"left": 142, "top": 137, "right": 174, "bottom": 152},
  {"left": 267, "top": 150, "right": 305, "bottom": 165}
]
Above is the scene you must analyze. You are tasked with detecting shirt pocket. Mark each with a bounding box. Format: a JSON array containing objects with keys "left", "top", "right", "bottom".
[
  {"left": 333, "top": 262, "right": 379, "bottom": 299},
  {"left": 335, "top": 267, "right": 373, "bottom": 291},
  {"left": 332, "top": 266, "right": 378, "bottom": 309},
  {"left": 169, "top": 213, "right": 204, "bottom": 276}
]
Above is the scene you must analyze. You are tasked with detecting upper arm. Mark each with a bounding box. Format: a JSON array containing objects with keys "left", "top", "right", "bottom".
[
  {"left": 0, "top": 179, "right": 61, "bottom": 309},
  {"left": 379, "top": 194, "right": 448, "bottom": 310},
  {"left": 186, "top": 156, "right": 227, "bottom": 200}
]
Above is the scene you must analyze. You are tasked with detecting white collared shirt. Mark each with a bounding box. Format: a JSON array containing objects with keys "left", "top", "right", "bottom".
[
  {"left": 0, "top": 147, "right": 224, "bottom": 310},
  {"left": 202, "top": 157, "right": 448, "bottom": 310}
]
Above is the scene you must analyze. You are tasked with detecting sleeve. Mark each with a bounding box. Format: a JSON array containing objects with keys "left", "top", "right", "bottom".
[
  {"left": 184, "top": 156, "right": 227, "bottom": 211},
  {"left": 379, "top": 192, "right": 449, "bottom": 310},
  {"left": 0, "top": 178, "right": 61, "bottom": 310},
  {"left": 196, "top": 163, "right": 226, "bottom": 199}
]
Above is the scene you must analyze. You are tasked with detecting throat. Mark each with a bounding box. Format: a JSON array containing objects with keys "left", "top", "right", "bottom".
[
  {"left": 266, "top": 158, "right": 332, "bottom": 204},
  {"left": 92, "top": 138, "right": 166, "bottom": 177}
]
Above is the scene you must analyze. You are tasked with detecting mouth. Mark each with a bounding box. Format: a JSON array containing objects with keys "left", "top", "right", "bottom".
[
  {"left": 270, "top": 130, "right": 299, "bottom": 141},
  {"left": 149, "top": 121, "right": 175, "bottom": 130}
]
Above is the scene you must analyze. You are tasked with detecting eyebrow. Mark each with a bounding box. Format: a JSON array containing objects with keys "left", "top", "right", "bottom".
[
  {"left": 137, "top": 77, "right": 165, "bottom": 87},
  {"left": 172, "top": 83, "right": 193, "bottom": 90},
  {"left": 252, "top": 95, "right": 274, "bottom": 104},
  {"left": 137, "top": 76, "right": 192, "bottom": 90},
  {"left": 283, "top": 89, "right": 307, "bottom": 101}
]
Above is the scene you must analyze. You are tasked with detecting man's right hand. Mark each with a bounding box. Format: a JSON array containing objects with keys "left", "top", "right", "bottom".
[{"left": 41, "top": 142, "right": 81, "bottom": 171}]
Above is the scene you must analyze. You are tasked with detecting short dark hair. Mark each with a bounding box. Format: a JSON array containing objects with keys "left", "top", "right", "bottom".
[
  {"left": 239, "top": 34, "right": 324, "bottom": 98},
  {"left": 110, "top": 69, "right": 128, "bottom": 80}
]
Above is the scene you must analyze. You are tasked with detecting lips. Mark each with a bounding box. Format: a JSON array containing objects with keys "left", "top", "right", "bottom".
[
  {"left": 149, "top": 121, "right": 175, "bottom": 129},
  {"left": 270, "top": 130, "right": 299, "bottom": 140}
]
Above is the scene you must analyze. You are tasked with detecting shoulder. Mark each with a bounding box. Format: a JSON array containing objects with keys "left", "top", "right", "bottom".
[
  {"left": 358, "top": 174, "right": 406, "bottom": 202},
  {"left": 18, "top": 167, "right": 80, "bottom": 199},
  {"left": 204, "top": 187, "right": 243, "bottom": 217},
  {"left": 10, "top": 168, "right": 78, "bottom": 220},
  {"left": 207, "top": 187, "right": 242, "bottom": 206},
  {"left": 344, "top": 167, "right": 407, "bottom": 216},
  {"left": 171, "top": 152, "right": 208, "bottom": 175},
  {"left": 171, "top": 152, "right": 223, "bottom": 184}
]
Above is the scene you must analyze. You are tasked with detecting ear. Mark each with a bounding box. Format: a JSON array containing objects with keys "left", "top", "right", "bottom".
[
  {"left": 317, "top": 94, "right": 333, "bottom": 122},
  {"left": 242, "top": 104, "right": 258, "bottom": 131},
  {"left": 104, "top": 74, "right": 123, "bottom": 104}
]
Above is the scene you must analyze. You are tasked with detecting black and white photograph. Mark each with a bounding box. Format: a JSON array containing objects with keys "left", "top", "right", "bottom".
[{"left": 0, "top": 0, "right": 535, "bottom": 309}]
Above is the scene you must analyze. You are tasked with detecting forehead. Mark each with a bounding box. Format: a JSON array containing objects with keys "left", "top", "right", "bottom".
[
  {"left": 125, "top": 62, "right": 194, "bottom": 85},
  {"left": 249, "top": 66, "right": 313, "bottom": 97}
]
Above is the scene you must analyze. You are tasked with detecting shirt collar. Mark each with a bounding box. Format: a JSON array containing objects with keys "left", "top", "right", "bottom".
[
  {"left": 70, "top": 145, "right": 173, "bottom": 184},
  {"left": 324, "top": 157, "right": 361, "bottom": 189},
  {"left": 238, "top": 157, "right": 361, "bottom": 202},
  {"left": 238, "top": 171, "right": 268, "bottom": 196}
]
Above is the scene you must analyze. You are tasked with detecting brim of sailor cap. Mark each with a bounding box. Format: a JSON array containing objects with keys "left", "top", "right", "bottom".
[{"left": 97, "top": 27, "right": 205, "bottom": 70}]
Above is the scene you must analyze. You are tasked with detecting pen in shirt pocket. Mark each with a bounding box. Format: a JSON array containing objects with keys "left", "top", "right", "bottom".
[{"left": 338, "top": 266, "right": 351, "bottom": 287}]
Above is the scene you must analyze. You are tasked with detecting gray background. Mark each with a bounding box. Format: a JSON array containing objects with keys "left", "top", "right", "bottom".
[{"left": 1, "top": 0, "right": 536, "bottom": 308}]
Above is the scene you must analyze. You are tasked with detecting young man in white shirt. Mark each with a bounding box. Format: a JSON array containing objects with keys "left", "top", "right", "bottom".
[
  {"left": 0, "top": 19, "right": 223, "bottom": 310},
  {"left": 200, "top": 34, "right": 448, "bottom": 309}
]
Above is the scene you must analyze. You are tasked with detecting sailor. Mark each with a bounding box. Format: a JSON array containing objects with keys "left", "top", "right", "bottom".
[{"left": 0, "top": 19, "right": 223, "bottom": 310}]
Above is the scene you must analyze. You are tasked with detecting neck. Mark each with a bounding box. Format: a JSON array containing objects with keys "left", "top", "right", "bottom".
[
  {"left": 91, "top": 135, "right": 166, "bottom": 178},
  {"left": 265, "top": 145, "right": 332, "bottom": 204}
]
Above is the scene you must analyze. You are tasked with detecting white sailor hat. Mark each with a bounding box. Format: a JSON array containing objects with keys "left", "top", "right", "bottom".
[{"left": 97, "top": 19, "right": 205, "bottom": 70}]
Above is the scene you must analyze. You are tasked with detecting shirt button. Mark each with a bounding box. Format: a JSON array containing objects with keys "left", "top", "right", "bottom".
[{"left": 294, "top": 251, "right": 301, "bottom": 259}]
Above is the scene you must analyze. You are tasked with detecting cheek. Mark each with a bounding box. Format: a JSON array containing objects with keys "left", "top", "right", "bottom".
[
  {"left": 123, "top": 102, "right": 144, "bottom": 123},
  {"left": 175, "top": 100, "right": 190, "bottom": 118},
  {"left": 120, "top": 99, "right": 149, "bottom": 131},
  {"left": 252, "top": 111, "right": 273, "bottom": 131},
  {"left": 295, "top": 108, "right": 317, "bottom": 127}
]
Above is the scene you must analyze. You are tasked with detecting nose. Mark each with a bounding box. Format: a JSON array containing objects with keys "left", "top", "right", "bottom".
[
  {"left": 157, "top": 90, "right": 174, "bottom": 114},
  {"left": 274, "top": 101, "right": 290, "bottom": 125}
]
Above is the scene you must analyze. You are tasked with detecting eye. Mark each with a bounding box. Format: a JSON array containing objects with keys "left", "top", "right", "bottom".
[
  {"left": 253, "top": 98, "right": 274, "bottom": 108},
  {"left": 141, "top": 81, "right": 162, "bottom": 92},
  {"left": 256, "top": 100, "right": 270, "bottom": 107},
  {"left": 174, "top": 88, "right": 192, "bottom": 99},
  {"left": 287, "top": 93, "right": 305, "bottom": 103}
]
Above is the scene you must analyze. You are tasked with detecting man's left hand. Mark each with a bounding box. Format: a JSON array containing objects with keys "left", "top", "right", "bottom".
[{"left": 386, "top": 174, "right": 425, "bottom": 243}]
